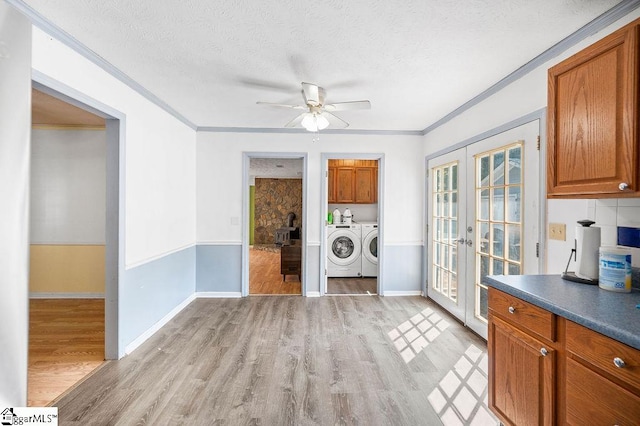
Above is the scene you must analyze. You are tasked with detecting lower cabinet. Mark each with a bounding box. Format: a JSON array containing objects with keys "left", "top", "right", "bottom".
[
  {"left": 488, "top": 311, "right": 555, "bottom": 426},
  {"left": 488, "top": 287, "right": 640, "bottom": 425},
  {"left": 565, "top": 357, "right": 640, "bottom": 425}
]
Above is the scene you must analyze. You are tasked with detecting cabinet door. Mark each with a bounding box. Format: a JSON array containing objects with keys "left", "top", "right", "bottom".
[
  {"left": 354, "top": 167, "right": 375, "bottom": 203},
  {"left": 565, "top": 357, "right": 640, "bottom": 425},
  {"left": 488, "top": 314, "right": 555, "bottom": 426},
  {"left": 328, "top": 167, "right": 336, "bottom": 204},
  {"left": 335, "top": 167, "right": 355, "bottom": 203},
  {"left": 547, "top": 23, "right": 639, "bottom": 197}
]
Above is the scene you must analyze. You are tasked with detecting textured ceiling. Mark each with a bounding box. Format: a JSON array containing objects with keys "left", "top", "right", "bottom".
[
  {"left": 23, "top": 0, "right": 622, "bottom": 131},
  {"left": 250, "top": 158, "right": 303, "bottom": 178}
]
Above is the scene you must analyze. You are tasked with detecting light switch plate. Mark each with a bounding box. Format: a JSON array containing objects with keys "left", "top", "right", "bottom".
[{"left": 549, "top": 223, "right": 566, "bottom": 241}]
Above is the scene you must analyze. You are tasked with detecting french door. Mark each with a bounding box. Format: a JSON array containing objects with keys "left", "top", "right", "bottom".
[{"left": 427, "top": 121, "right": 540, "bottom": 338}]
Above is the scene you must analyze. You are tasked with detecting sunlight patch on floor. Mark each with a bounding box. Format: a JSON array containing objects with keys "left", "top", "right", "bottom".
[
  {"left": 387, "top": 307, "right": 450, "bottom": 363},
  {"left": 427, "top": 344, "right": 498, "bottom": 426}
]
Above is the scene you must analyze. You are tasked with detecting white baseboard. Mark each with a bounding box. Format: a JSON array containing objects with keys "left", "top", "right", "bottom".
[
  {"left": 125, "top": 293, "right": 196, "bottom": 355},
  {"left": 195, "top": 292, "right": 242, "bottom": 298},
  {"left": 305, "top": 291, "right": 321, "bottom": 297},
  {"left": 382, "top": 291, "right": 423, "bottom": 296},
  {"left": 30, "top": 292, "right": 105, "bottom": 299}
]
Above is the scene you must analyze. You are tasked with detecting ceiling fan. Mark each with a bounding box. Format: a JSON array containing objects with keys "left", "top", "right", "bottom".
[{"left": 257, "top": 82, "right": 371, "bottom": 132}]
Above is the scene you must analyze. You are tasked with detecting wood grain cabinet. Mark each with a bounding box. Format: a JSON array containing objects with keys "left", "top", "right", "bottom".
[
  {"left": 564, "top": 320, "right": 640, "bottom": 425},
  {"left": 488, "top": 287, "right": 640, "bottom": 425},
  {"left": 328, "top": 160, "right": 378, "bottom": 204},
  {"left": 488, "top": 288, "right": 556, "bottom": 426},
  {"left": 547, "top": 18, "right": 640, "bottom": 198}
]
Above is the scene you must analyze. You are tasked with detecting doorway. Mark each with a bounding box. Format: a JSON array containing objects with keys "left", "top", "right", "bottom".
[
  {"left": 426, "top": 120, "right": 540, "bottom": 338},
  {"left": 28, "top": 75, "right": 124, "bottom": 405},
  {"left": 243, "top": 154, "right": 306, "bottom": 296},
  {"left": 323, "top": 155, "right": 383, "bottom": 295},
  {"left": 29, "top": 87, "right": 107, "bottom": 406}
]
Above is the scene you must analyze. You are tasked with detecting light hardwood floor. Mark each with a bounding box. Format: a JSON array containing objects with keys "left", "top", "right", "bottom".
[
  {"left": 327, "top": 277, "right": 377, "bottom": 294},
  {"left": 250, "top": 247, "right": 301, "bottom": 295},
  {"left": 29, "top": 299, "right": 105, "bottom": 407},
  {"left": 54, "top": 296, "right": 497, "bottom": 425}
]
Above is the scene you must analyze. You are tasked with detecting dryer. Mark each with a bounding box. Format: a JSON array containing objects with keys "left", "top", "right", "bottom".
[
  {"left": 327, "top": 224, "right": 361, "bottom": 277},
  {"left": 361, "top": 223, "right": 378, "bottom": 277}
]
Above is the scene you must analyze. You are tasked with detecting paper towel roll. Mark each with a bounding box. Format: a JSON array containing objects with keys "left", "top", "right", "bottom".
[{"left": 575, "top": 225, "right": 601, "bottom": 280}]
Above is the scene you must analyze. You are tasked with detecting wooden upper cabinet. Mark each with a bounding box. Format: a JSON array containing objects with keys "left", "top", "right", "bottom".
[
  {"left": 547, "top": 19, "right": 640, "bottom": 197},
  {"left": 335, "top": 167, "right": 355, "bottom": 203},
  {"left": 328, "top": 160, "right": 378, "bottom": 204},
  {"left": 328, "top": 167, "right": 336, "bottom": 203},
  {"left": 355, "top": 167, "right": 376, "bottom": 203}
]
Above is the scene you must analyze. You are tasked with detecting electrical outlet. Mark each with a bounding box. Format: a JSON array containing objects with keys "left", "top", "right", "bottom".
[{"left": 549, "top": 223, "right": 566, "bottom": 241}]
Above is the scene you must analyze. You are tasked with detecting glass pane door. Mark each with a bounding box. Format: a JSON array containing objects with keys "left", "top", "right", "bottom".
[
  {"left": 474, "top": 143, "right": 523, "bottom": 323},
  {"left": 427, "top": 148, "right": 466, "bottom": 321},
  {"left": 428, "top": 120, "right": 540, "bottom": 339},
  {"left": 465, "top": 120, "right": 539, "bottom": 338}
]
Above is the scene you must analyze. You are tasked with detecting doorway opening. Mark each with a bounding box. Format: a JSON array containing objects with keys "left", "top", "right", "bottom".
[
  {"left": 245, "top": 155, "right": 306, "bottom": 295},
  {"left": 28, "top": 77, "right": 123, "bottom": 405},
  {"left": 324, "top": 156, "right": 382, "bottom": 295}
]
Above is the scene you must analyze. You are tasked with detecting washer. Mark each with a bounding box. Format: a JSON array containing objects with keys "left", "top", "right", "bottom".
[
  {"left": 361, "top": 223, "right": 378, "bottom": 277},
  {"left": 327, "top": 224, "right": 362, "bottom": 277}
]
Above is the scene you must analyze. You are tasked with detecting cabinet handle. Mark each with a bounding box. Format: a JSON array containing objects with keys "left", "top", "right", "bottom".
[
  {"left": 508, "top": 306, "right": 515, "bottom": 314},
  {"left": 540, "top": 348, "right": 548, "bottom": 357},
  {"left": 613, "top": 357, "right": 626, "bottom": 368},
  {"left": 619, "top": 182, "right": 629, "bottom": 191}
]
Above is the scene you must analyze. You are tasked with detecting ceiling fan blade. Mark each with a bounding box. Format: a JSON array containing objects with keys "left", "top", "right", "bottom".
[
  {"left": 284, "top": 112, "right": 307, "bottom": 128},
  {"left": 322, "top": 111, "right": 349, "bottom": 129},
  {"left": 323, "top": 100, "right": 371, "bottom": 112},
  {"left": 301, "top": 82, "right": 321, "bottom": 106},
  {"left": 256, "top": 101, "right": 306, "bottom": 110}
]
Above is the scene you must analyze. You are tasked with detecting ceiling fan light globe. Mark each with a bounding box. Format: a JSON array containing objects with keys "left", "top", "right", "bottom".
[
  {"left": 301, "top": 113, "right": 318, "bottom": 132},
  {"left": 316, "top": 114, "right": 330, "bottom": 130}
]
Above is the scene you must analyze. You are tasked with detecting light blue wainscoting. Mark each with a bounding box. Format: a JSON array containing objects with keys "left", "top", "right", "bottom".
[
  {"left": 120, "top": 246, "right": 196, "bottom": 349},
  {"left": 196, "top": 244, "right": 242, "bottom": 293},
  {"left": 305, "top": 244, "right": 321, "bottom": 295},
  {"left": 382, "top": 244, "right": 424, "bottom": 295}
]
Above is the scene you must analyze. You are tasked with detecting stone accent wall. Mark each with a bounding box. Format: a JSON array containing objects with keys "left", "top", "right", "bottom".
[{"left": 254, "top": 178, "right": 302, "bottom": 244}]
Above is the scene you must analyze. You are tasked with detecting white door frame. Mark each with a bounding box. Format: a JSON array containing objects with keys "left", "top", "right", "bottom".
[
  {"left": 424, "top": 110, "right": 547, "bottom": 324},
  {"left": 320, "top": 153, "right": 385, "bottom": 296},
  {"left": 241, "top": 152, "right": 308, "bottom": 297},
  {"left": 33, "top": 70, "right": 126, "bottom": 359}
]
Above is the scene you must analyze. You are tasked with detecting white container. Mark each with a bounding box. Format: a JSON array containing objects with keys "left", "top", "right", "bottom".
[
  {"left": 599, "top": 246, "right": 632, "bottom": 293},
  {"left": 343, "top": 208, "right": 352, "bottom": 224},
  {"left": 333, "top": 208, "right": 341, "bottom": 224}
]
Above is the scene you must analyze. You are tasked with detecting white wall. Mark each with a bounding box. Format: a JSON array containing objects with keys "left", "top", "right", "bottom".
[
  {"left": 31, "top": 128, "right": 106, "bottom": 244},
  {"left": 0, "top": 1, "right": 31, "bottom": 407},
  {"left": 424, "top": 9, "right": 640, "bottom": 273},
  {"left": 197, "top": 132, "right": 424, "bottom": 246},
  {"left": 31, "top": 28, "right": 197, "bottom": 268}
]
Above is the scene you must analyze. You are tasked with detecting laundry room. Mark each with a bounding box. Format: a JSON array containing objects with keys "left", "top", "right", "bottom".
[{"left": 326, "top": 158, "right": 379, "bottom": 295}]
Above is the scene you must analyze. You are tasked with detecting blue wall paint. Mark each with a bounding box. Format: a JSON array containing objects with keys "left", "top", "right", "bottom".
[
  {"left": 382, "top": 245, "right": 423, "bottom": 293},
  {"left": 120, "top": 246, "right": 196, "bottom": 348},
  {"left": 306, "top": 245, "right": 320, "bottom": 294},
  {"left": 196, "top": 245, "right": 242, "bottom": 292}
]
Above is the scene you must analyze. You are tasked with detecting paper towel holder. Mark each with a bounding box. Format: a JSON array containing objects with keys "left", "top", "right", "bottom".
[{"left": 561, "top": 219, "right": 599, "bottom": 285}]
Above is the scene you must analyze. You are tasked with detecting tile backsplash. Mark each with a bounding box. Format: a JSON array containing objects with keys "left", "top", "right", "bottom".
[{"left": 587, "top": 198, "right": 640, "bottom": 267}]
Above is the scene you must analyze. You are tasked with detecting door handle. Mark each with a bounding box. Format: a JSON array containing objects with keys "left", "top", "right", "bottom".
[
  {"left": 456, "top": 237, "right": 466, "bottom": 244},
  {"left": 466, "top": 239, "right": 473, "bottom": 247}
]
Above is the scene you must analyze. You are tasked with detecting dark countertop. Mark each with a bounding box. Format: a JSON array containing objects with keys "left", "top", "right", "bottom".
[{"left": 484, "top": 274, "right": 640, "bottom": 350}]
